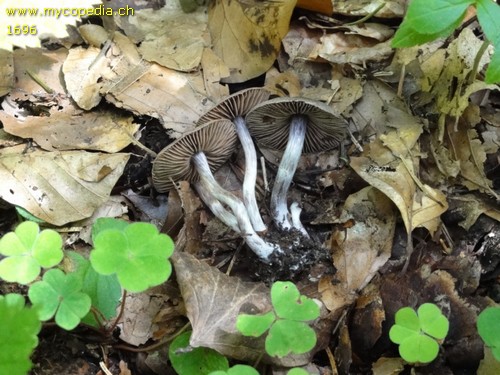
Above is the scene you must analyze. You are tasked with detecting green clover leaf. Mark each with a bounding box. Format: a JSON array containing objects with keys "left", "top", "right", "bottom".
[
  {"left": 28, "top": 268, "right": 91, "bottom": 330},
  {"left": 477, "top": 307, "right": 500, "bottom": 361},
  {"left": 0, "top": 293, "right": 41, "bottom": 375},
  {"left": 90, "top": 221, "right": 174, "bottom": 292},
  {"left": 209, "top": 365, "right": 260, "bottom": 375},
  {"left": 287, "top": 369, "right": 310, "bottom": 375},
  {"left": 67, "top": 251, "right": 122, "bottom": 327},
  {"left": 0, "top": 221, "right": 63, "bottom": 284},
  {"left": 272, "top": 281, "right": 320, "bottom": 321},
  {"left": 389, "top": 303, "right": 449, "bottom": 364},
  {"left": 169, "top": 331, "right": 229, "bottom": 375},
  {"left": 236, "top": 311, "right": 275, "bottom": 337},
  {"left": 237, "top": 281, "right": 320, "bottom": 358},
  {"left": 266, "top": 319, "right": 317, "bottom": 357}
]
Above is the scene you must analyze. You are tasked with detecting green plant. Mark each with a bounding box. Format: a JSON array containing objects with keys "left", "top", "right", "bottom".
[
  {"left": 0, "top": 218, "right": 175, "bottom": 374},
  {"left": 237, "top": 281, "right": 320, "bottom": 358},
  {"left": 389, "top": 303, "right": 449, "bottom": 364},
  {"left": 209, "top": 365, "right": 260, "bottom": 375},
  {"left": 168, "top": 331, "right": 229, "bottom": 375},
  {"left": 0, "top": 221, "right": 63, "bottom": 284},
  {"left": 66, "top": 251, "right": 122, "bottom": 327},
  {"left": 392, "top": 0, "right": 500, "bottom": 83},
  {"left": 477, "top": 306, "right": 500, "bottom": 361},
  {"left": 28, "top": 268, "right": 92, "bottom": 330},
  {"left": 0, "top": 293, "right": 41, "bottom": 375},
  {"left": 90, "top": 220, "right": 174, "bottom": 292}
]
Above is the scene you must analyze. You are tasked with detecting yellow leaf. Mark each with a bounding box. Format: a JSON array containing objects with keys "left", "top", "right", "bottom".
[{"left": 208, "top": 0, "right": 296, "bottom": 83}]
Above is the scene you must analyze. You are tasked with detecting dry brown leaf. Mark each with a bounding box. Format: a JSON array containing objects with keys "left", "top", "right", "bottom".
[
  {"left": 118, "top": 287, "right": 168, "bottom": 346},
  {"left": 372, "top": 357, "right": 405, "bottom": 375},
  {"left": 350, "top": 155, "right": 448, "bottom": 234},
  {"left": 332, "top": 0, "right": 405, "bottom": 18},
  {"left": 102, "top": 33, "right": 212, "bottom": 138},
  {"left": 63, "top": 46, "right": 107, "bottom": 110},
  {"left": 0, "top": 49, "right": 14, "bottom": 96},
  {"left": 478, "top": 347, "right": 500, "bottom": 375},
  {"left": 201, "top": 48, "right": 230, "bottom": 102},
  {"left": 62, "top": 32, "right": 213, "bottom": 138},
  {"left": 449, "top": 195, "right": 500, "bottom": 230},
  {"left": 316, "top": 36, "right": 393, "bottom": 65},
  {"left": 0, "top": 145, "right": 129, "bottom": 225},
  {"left": 208, "top": 0, "right": 296, "bottom": 83},
  {"left": 172, "top": 252, "right": 314, "bottom": 367},
  {"left": 1, "top": 111, "right": 139, "bottom": 153},
  {"left": 319, "top": 187, "right": 395, "bottom": 313},
  {"left": 5, "top": 47, "right": 72, "bottom": 112},
  {"left": 420, "top": 29, "right": 498, "bottom": 141},
  {"left": 78, "top": 24, "right": 109, "bottom": 47},
  {"left": 129, "top": 4, "right": 207, "bottom": 72},
  {"left": 350, "top": 80, "right": 420, "bottom": 137}
]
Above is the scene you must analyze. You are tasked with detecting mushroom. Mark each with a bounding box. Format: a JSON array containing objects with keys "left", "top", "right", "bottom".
[
  {"left": 152, "top": 120, "right": 278, "bottom": 261},
  {"left": 198, "top": 88, "right": 270, "bottom": 233},
  {"left": 246, "top": 97, "right": 347, "bottom": 230}
]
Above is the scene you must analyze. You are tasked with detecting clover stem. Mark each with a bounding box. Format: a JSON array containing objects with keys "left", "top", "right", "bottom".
[
  {"left": 234, "top": 116, "right": 267, "bottom": 232},
  {"left": 194, "top": 182, "right": 240, "bottom": 233},
  {"left": 192, "top": 152, "right": 278, "bottom": 261},
  {"left": 270, "top": 115, "right": 307, "bottom": 230}
]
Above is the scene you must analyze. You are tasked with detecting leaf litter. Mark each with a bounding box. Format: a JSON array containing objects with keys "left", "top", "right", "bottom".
[{"left": 0, "top": 0, "right": 499, "bottom": 374}]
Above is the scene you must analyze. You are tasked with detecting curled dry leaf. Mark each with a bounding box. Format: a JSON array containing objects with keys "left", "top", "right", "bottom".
[
  {"left": 319, "top": 187, "right": 395, "bottom": 313},
  {"left": 208, "top": 0, "right": 296, "bottom": 83},
  {"left": 0, "top": 145, "right": 129, "bottom": 225}
]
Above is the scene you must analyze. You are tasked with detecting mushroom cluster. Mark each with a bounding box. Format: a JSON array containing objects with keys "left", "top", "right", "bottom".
[{"left": 152, "top": 89, "right": 347, "bottom": 263}]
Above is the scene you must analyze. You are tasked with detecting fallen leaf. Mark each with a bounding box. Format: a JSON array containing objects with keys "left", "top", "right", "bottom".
[
  {"left": 449, "top": 195, "right": 500, "bottom": 230},
  {"left": 333, "top": 0, "right": 405, "bottom": 18},
  {"left": 1, "top": 111, "right": 139, "bottom": 153},
  {"left": 62, "top": 32, "right": 213, "bottom": 138},
  {"left": 208, "top": 0, "right": 296, "bottom": 83},
  {"left": 172, "top": 252, "right": 315, "bottom": 367},
  {"left": 128, "top": 4, "right": 207, "bottom": 71},
  {"left": 421, "top": 28, "right": 498, "bottom": 141},
  {"left": 319, "top": 187, "right": 395, "bottom": 313},
  {"left": 0, "top": 145, "right": 129, "bottom": 225},
  {"left": 372, "top": 357, "right": 405, "bottom": 375},
  {"left": 102, "top": 33, "right": 213, "bottom": 138},
  {"left": 478, "top": 347, "right": 500, "bottom": 375},
  {"left": 0, "top": 50, "right": 13, "bottom": 96},
  {"left": 201, "top": 48, "right": 230, "bottom": 102},
  {"left": 62, "top": 46, "right": 107, "bottom": 110},
  {"left": 119, "top": 287, "right": 167, "bottom": 346}
]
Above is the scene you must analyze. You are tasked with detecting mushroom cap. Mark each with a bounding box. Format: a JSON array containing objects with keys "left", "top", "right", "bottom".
[
  {"left": 197, "top": 88, "right": 270, "bottom": 125},
  {"left": 245, "top": 97, "right": 347, "bottom": 153},
  {"left": 152, "top": 120, "right": 238, "bottom": 192}
]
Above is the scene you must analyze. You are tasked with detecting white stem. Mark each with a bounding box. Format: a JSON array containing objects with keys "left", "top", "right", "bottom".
[
  {"left": 234, "top": 116, "right": 267, "bottom": 232},
  {"left": 192, "top": 152, "right": 278, "bottom": 261},
  {"left": 270, "top": 116, "right": 307, "bottom": 230},
  {"left": 194, "top": 182, "right": 240, "bottom": 233},
  {"left": 290, "top": 202, "right": 309, "bottom": 238}
]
